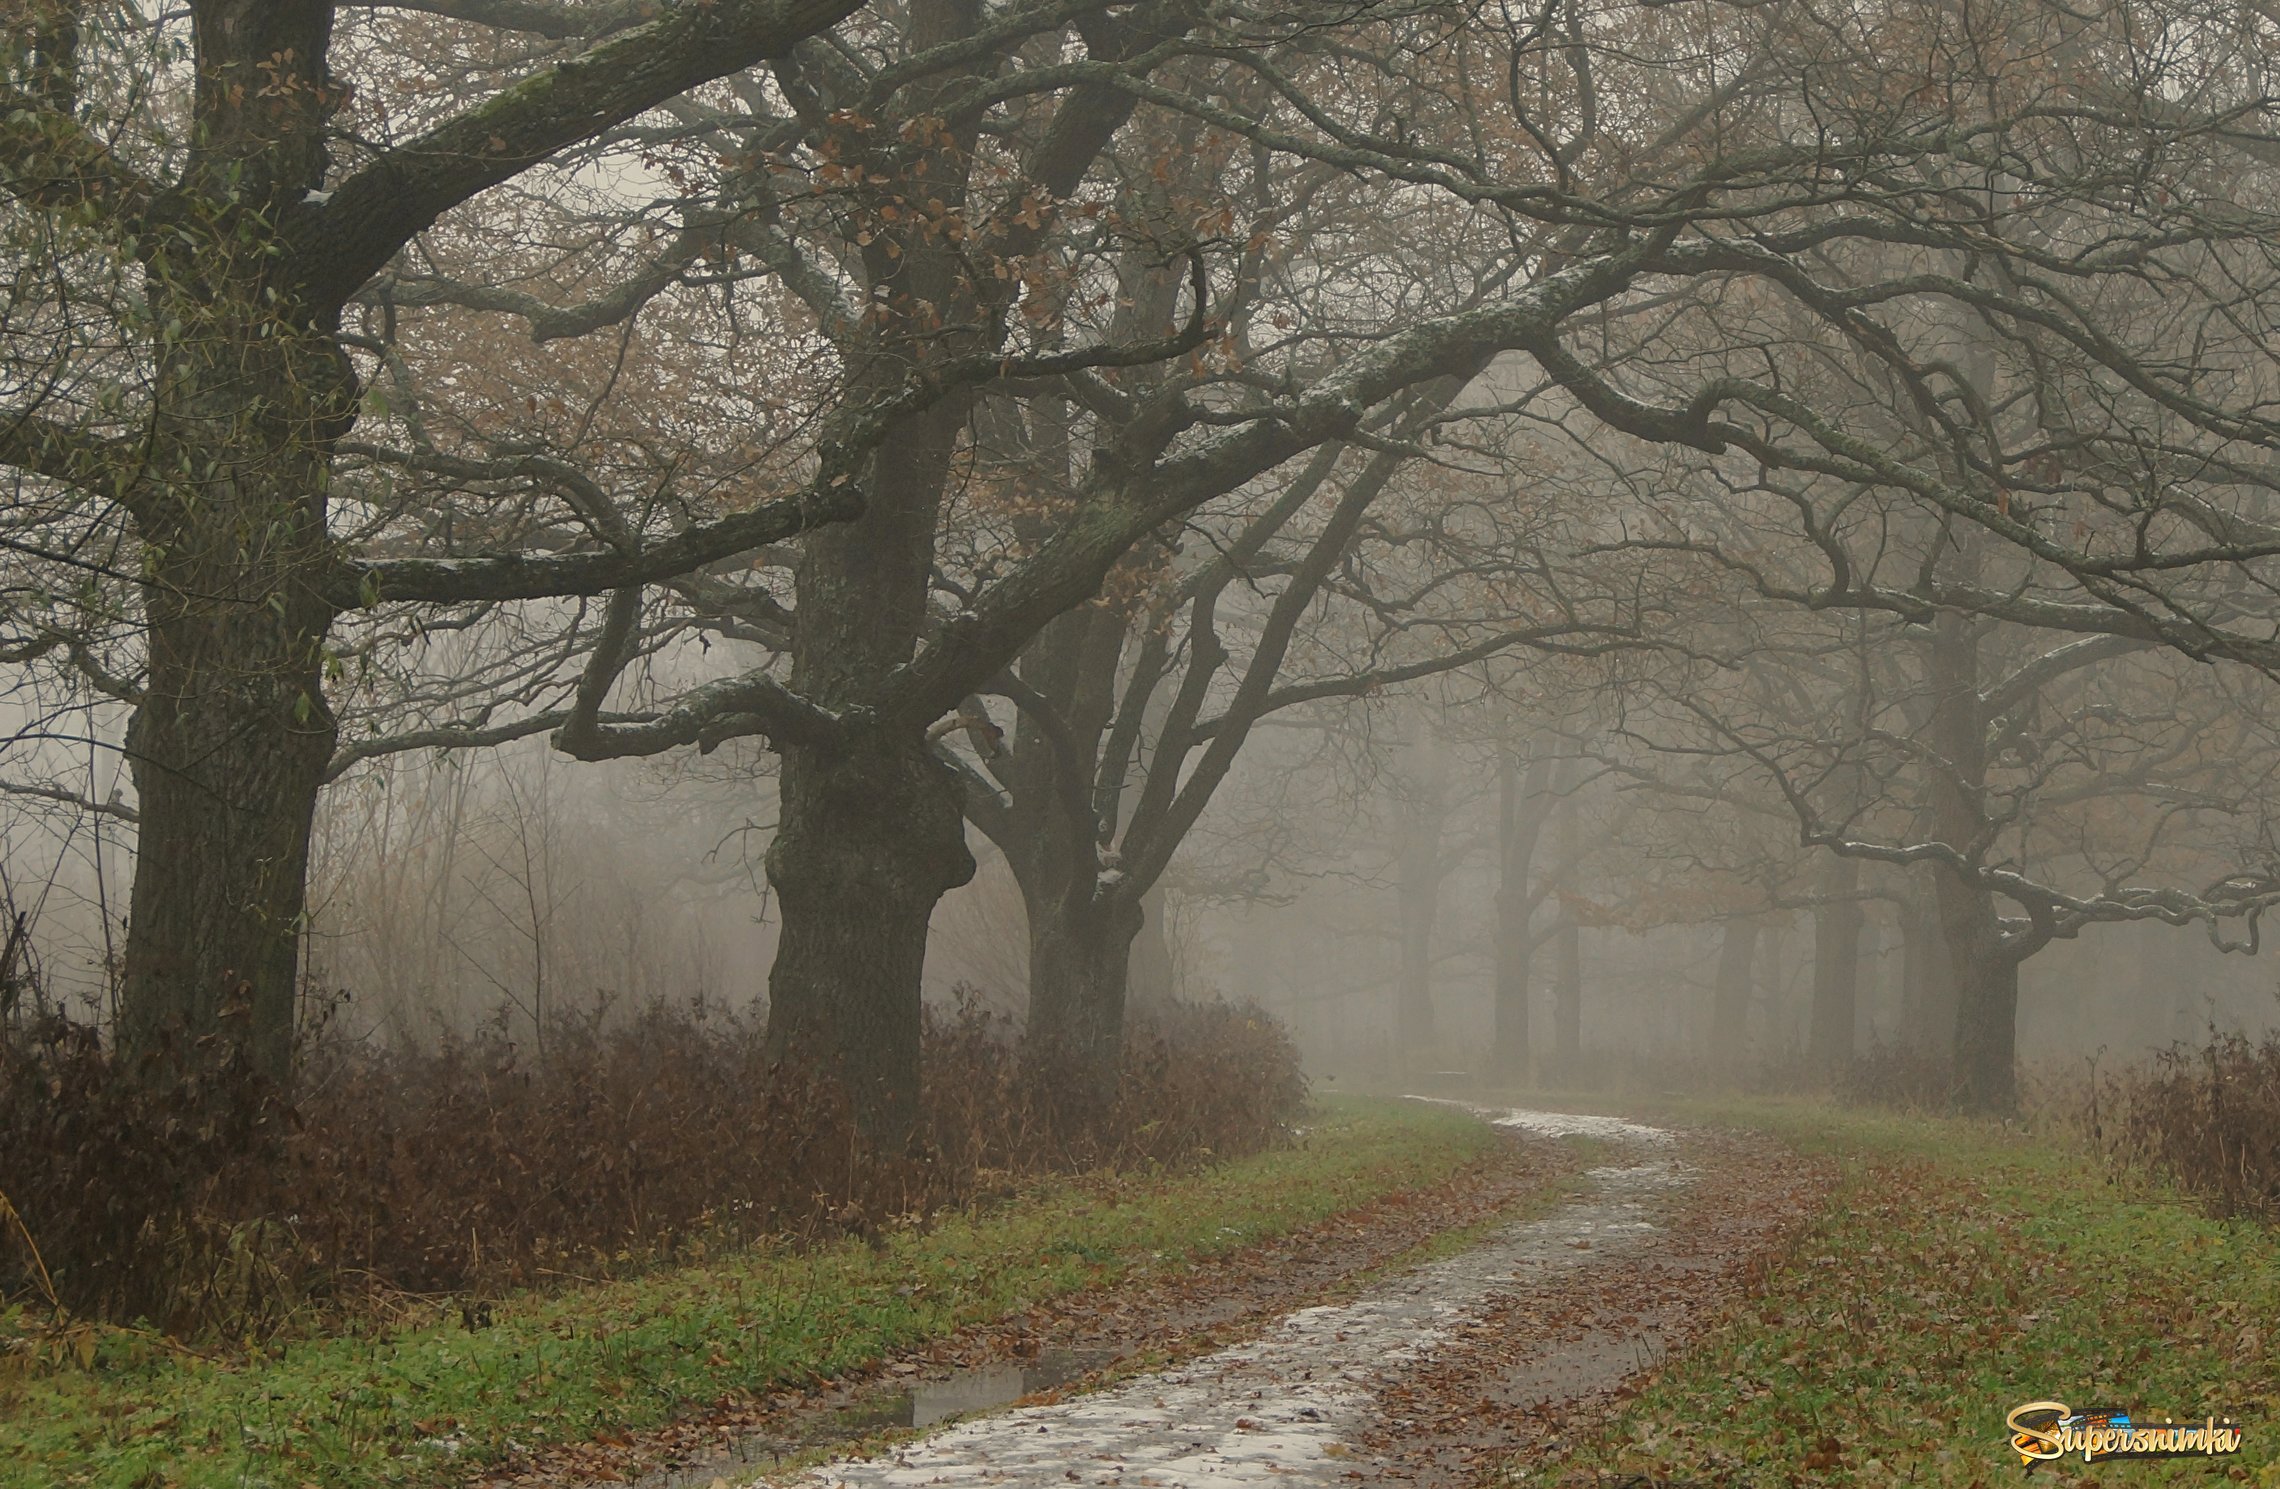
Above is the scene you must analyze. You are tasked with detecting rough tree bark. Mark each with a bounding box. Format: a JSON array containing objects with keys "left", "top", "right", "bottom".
[
  {"left": 1026, "top": 891, "right": 1147, "bottom": 1087},
  {"left": 115, "top": 5, "right": 351, "bottom": 1084},
  {"left": 764, "top": 732, "right": 975, "bottom": 1141},
  {"left": 1128, "top": 888, "right": 1178, "bottom": 1016},
  {"left": 987, "top": 602, "right": 1132, "bottom": 1098},
  {"left": 766, "top": 394, "right": 979, "bottom": 1141},
  {"left": 9, "top": 0, "right": 864, "bottom": 1087},
  {"left": 1926, "top": 610, "right": 2024, "bottom": 1112}
]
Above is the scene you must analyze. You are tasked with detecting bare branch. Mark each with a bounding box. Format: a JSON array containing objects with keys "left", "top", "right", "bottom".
[{"left": 291, "top": 0, "right": 866, "bottom": 309}]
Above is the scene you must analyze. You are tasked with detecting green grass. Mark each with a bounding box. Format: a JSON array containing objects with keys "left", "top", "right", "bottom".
[
  {"left": 1, "top": 1096, "right": 1495, "bottom": 1489},
  {"left": 739, "top": 1121, "right": 1609, "bottom": 1483},
  {"left": 1531, "top": 1099, "right": 2280, "bottom": 1488}
]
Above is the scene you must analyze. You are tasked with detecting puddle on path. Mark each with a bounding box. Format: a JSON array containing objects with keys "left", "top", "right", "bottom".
[
  {"left": 626, "top": 1350, "right": 1116, "bottom": 1488},
  {"left": 772, "top": 1108, "right": 1686, "bottom": 1488},
  {"left": 904, "top": 1348, "right": 1113, "bottom": 1427}
]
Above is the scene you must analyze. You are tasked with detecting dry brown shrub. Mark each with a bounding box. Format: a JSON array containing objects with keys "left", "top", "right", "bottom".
[
  {"left": 2094, "top": 1031, "right": 2280, "bottom": 1223},
  {"left": 1, "top": 990, "right": 1306, "bottom": 1338}
]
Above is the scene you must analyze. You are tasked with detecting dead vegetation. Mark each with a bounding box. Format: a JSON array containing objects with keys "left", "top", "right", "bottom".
[
  {"left": 2084, "top": 1030, "right": 2280, "bottom": 1225},
  {"left": 0, "top": 991, "right": 1306, "bottom": 1339}
]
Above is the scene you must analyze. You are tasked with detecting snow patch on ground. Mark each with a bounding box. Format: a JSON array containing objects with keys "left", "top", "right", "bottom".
[{"left": 784, "top": 1110, "right": 1680, "bottom": 1488}]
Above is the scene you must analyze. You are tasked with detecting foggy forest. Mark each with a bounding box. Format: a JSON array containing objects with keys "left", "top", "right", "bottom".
[{"left": 7, "top": 1, "right": 2280, "bottom": 1486}]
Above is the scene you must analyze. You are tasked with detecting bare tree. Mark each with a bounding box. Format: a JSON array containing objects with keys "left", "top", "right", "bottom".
[{"left": 1, "top": 0, "right": 881, "bottom": 1082}]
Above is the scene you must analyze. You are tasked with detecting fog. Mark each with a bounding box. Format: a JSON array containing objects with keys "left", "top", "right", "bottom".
[
  {"left": 16, "top": 663, "right": 2274, "bottom": 1103},
  {"left": 11, "top": 0, "right": 2280, "bottom": 1128}
]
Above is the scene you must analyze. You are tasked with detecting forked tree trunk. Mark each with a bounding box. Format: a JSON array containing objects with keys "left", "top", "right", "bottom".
[
  {"left": 1710, "top": 917, "right": 1760, "bottom": 1068},
  {"left": 756, "top": 20, "right": 1002, "bottom": 1143},
  {"left": 765, "top": 355, "right": 973, "bottom": 1140},
  {"left": 1809, "top": 856, "right": 1864, "bottom": 1073}
]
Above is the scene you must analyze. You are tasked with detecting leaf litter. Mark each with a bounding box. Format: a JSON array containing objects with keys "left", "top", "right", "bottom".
[
  {"left": 476, "top": 1111, "right": 1590, "bottom": 1489},
  {"left": 741, "top": 1109, "right": 1827, "bottom": 1489}
]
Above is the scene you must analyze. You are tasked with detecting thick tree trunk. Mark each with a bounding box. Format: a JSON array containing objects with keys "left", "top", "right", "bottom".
[
  {"left": 114, "top": 3, "right": 350, "bottom": 1089},
  {"left": 765, "top": 731, "right": 974, "bottom": 1145},
  {"left": 1924, "top": 610, "right": 2023, "bottom": 1113},
  {"left": 122, "top": 326, "right": 344, "bottom": 1091},
  {"left": 121, "top": 581, "right": 335, "bottom": 1086},
  {"left": 1949, "top": 932, "right": 2021, "bottom": 1113},
  {"left": 1809, "top": 856, "right": 1864, "bottom": 1072},
  {"left": 765, "top": 336, "right": 973, "bottom": 1134},
  {"left": 759, "top": 18, "right": 997, "bottom": 1143},
  {"left": 991, "top": 600, "right": 1135, "bottom": 1106},
  {"left": 1899, "top": 884, "right": 1959, "bottom": 1054},
  {"left": 1026, "top": 891, "right": 1144, "bottom": 1103},
  {"left": 1710, "top": 917, "right": 1760, "bottom": 1067},
  {"left": 1491, "top": 922, "right": 1534, "bottom": 1083}
]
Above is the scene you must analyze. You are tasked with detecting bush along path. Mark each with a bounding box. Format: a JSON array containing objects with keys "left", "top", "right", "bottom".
[
  {"left": 3, "top": 1098, "right": 1515, "bottom": 1489},
  {"left": 486, "top": 1100, "right": 1595, "bottom": 1488},
  {"left": 753, "top": 1108, "right": 1830, "bottom": 1489}
]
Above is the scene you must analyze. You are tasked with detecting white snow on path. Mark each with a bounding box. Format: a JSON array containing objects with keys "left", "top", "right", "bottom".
[{"left": 781, "top": 1108, "right": 1684, "bottom": 1489}]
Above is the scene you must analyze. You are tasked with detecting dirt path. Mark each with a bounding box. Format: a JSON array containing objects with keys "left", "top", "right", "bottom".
[
  {"left": 773, "top": 1108, "right": 1830, "bottom": 1489},
  {"left": 482, "top": 1107, "right": 1587, "bottom": 1489}
]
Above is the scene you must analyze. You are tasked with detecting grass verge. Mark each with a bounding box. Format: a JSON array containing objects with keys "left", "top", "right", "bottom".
[
  {"left": 2, "top": 1096, "right": 1492, "bottom": 1489},
  {"left": 1529, "top": 1100, "right": 2280, "bottom": 1488},
  {"left": 746, "top": 1126, "right": 1607, "bottom": 1482}
]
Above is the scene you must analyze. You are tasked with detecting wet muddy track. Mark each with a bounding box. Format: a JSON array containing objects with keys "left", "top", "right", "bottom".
[
  {"left": 478, "top": 1109, "right": 1586, "bottom": 1489},
  {"left": 775, "top": 1109, "right": 1831, "bottom": 1489},
  {"left": 1354, "top": 1120, "right": 1830, "bottom": 1488}
]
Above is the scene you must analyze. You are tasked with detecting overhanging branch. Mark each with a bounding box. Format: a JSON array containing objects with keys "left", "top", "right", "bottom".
[{"left": 292, "top": 0, "right": 865, "bottom": 309}]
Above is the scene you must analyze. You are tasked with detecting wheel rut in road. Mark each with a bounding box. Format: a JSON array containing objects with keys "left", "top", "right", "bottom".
[{"left": 787, "top": 1106, "right": 1818, "bottom": 1489}]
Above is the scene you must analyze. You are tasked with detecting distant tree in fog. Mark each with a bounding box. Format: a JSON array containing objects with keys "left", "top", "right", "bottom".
[{"left": 16, "top": 0, "right": 2280, "bottom": 1144}]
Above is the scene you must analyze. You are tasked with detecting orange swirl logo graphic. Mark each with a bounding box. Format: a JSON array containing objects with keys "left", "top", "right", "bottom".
[{"left": 2007, "top": 1401, "right": 2244, "bottom": 1465}]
